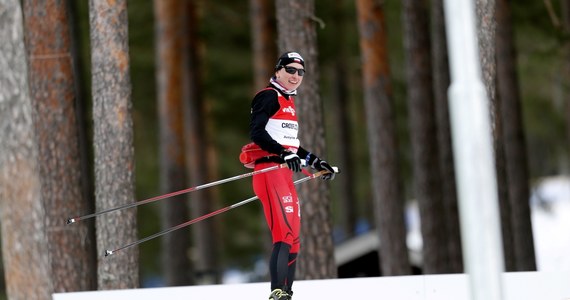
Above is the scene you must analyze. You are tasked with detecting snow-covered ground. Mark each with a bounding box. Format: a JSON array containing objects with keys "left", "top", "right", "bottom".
[
  {"left": 55, "top": 272, "right": 570, "bottom": 300},
  {"left": 530, "top": 176, "right": 570, "bottom": 272}
]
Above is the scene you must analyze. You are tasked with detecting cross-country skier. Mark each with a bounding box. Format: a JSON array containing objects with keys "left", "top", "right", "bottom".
[{"left": 239, "top": 51, "right": 336, "bottom": 300}]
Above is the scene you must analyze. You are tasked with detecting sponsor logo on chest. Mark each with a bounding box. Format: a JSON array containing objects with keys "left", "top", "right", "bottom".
[
  {"left": 281, "top": 122, "right": 298, "bottom": 130},
  {"left": 282, "top": 106, "right": 296, "bottom": 116}
]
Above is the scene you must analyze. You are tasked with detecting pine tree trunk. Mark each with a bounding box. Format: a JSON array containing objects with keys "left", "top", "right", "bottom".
[
  {"left": 333, "top": 0, "right": 357, "bottom": 240},
  {"left": 89, "top": 0, "right": 139, "bottom": 289},
  {"left": 356, "top": 0, "right": 410, "bottom": 276},
  {"left": 154, "top": 0, "right": 192, "bottom": 285},
  {"left": 23, "top": 0, "right": 97, "bottom": 291},
  {"left": 496, "top": 0, "right": 536, "bottom": 271},
  {"left": 184, "top": 0, "right": 221, "bottom": 284},
  {"left": 275, "top": 0, "right": 337, "bottom": 279},
  {"left": 430, "top": 0, "right": 463, "bottom": 273},
  {"left": 562, "top": 0, "right": 570, "bottom": 171},
  {"left": 249, "top": 0, "right": 277, "bottom": 275},
  {"left": 249, "top": 0, "right": 276, "bottom": 89},
  {"left": 475, "top": 0, "right": 516, "bottom": 271},
  {"left": 402, "top": 0, "right": 449, "bottom": 274},
  {"left": 0, "top": 1, "right": 52, "bottom": 298}
]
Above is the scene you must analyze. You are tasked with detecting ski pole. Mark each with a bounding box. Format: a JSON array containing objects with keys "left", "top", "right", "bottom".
[
  {"left": 104, "top": 167, "right": 337, "bottom": 257},
  {"left": 67, "top": 163, "right": 288, "bottom": 225}
]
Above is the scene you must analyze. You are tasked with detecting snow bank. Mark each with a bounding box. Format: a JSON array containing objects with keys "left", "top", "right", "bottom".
[{"left": 53, "top": 272, "right": 569, "bottom": 300}]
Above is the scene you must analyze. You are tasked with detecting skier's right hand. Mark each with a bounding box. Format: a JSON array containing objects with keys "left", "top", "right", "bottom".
[{"left": 280, "top": 150, "right": 302, "bottom": 172}]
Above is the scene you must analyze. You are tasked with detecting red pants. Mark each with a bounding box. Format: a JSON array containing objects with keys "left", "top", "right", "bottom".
[{"left": 253, "top": 162, "right": 300, "bottom": 253}]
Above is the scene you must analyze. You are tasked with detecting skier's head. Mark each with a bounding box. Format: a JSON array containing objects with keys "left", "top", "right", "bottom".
[{"left": 274, "top": 51, "right": 305, "bottom": 91}]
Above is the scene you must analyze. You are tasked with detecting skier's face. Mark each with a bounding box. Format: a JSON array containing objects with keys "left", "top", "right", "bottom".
[{"left": 275, "top": 62, "right": 304, "bottom": 91}]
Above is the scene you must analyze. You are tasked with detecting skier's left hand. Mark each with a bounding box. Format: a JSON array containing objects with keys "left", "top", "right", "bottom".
[{"left": 313, "top": 158, "right": 336, "bottom": 181}]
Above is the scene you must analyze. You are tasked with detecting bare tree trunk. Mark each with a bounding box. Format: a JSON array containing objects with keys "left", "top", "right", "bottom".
[
  {"left": 402, "top": 0, "right": 449, "bottom": 274},
  {"left": 67, "top": 0, "right": 94, "bottom": 213},
  {"left": 560, "top": 1, "right": 570, "bottom": 171},
  {"left": 475, "top": 0, "right": 515, "bottom": 271},
  {"left": 562, "top": 0, "right": 570, "bottom": 168},
  {"left": 154, "top": 0, "right": 192, "bottom": 285},
  {"left": 249, "top": 0, "right": 277, "bottom": 275},
  {"left": 356, "top": 0, "right": 410, "bottom": 276},
  {"left": 275, "top": 0, "right": 337, "bottom": 279},
  {"left": 184, "top": 0, "right": 221, "bottom": 284},
  {"left": 495, "top": 131, "right": 515, "bottom": 271},
  {"left": 23, "top": 0, "right": 97, "bottom": 291},
  {"left": 250, "top": 0, "right": 276, "bottom": 89},
  {"left": 333, "top": 0, "right": 357, "bottom": 240},
  {"left": 430, "top": 0, "right": 463, "bottom": 273},
  {"left": 0, "top": 1, "right": 52, "bottom": 298},
  {"left": 560, "top": 0, "right": 570, "bottom": 173},
  {"left": 89, "top": 0, "right": 139, "bottom": 289},
  {"left": 496, "top": 0, "right": 536, "bottom": 271}
]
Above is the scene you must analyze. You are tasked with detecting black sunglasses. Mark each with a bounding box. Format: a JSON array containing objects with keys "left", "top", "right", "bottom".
[{"left": 283, "top": 66, "right": 305, "bottom": 76}]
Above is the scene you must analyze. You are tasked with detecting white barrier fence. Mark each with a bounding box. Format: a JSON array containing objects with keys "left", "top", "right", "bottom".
[{"left": 53, "top": 271, "right": 569, "bottom": 300}]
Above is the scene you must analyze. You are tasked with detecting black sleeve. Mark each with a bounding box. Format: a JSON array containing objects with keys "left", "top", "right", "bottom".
[
  {"left": 249, "top": 89, "right": 285, "bottom": 155},
  {"left": 296, "top": 147, "right": 310, "bottom": 161},
  {"left": 296, "top": 146, "right": 319, "bottom": 165}
]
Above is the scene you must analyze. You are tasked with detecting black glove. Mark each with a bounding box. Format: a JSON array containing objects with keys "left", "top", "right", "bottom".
[
  {"left": 312, "top": 158, "right": 336, "bottom": 181},
  {"left": 280, "top": 150, "right": 302, "bottom": 172}
]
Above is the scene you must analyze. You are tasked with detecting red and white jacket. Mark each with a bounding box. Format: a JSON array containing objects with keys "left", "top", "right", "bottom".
[{"left": 240, "top": 83, "right": 310, "bottom": 168}]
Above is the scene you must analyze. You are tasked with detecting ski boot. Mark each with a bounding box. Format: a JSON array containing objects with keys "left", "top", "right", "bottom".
[{"left": 268, "top": 288, "right": 291, "bottom": 300}]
